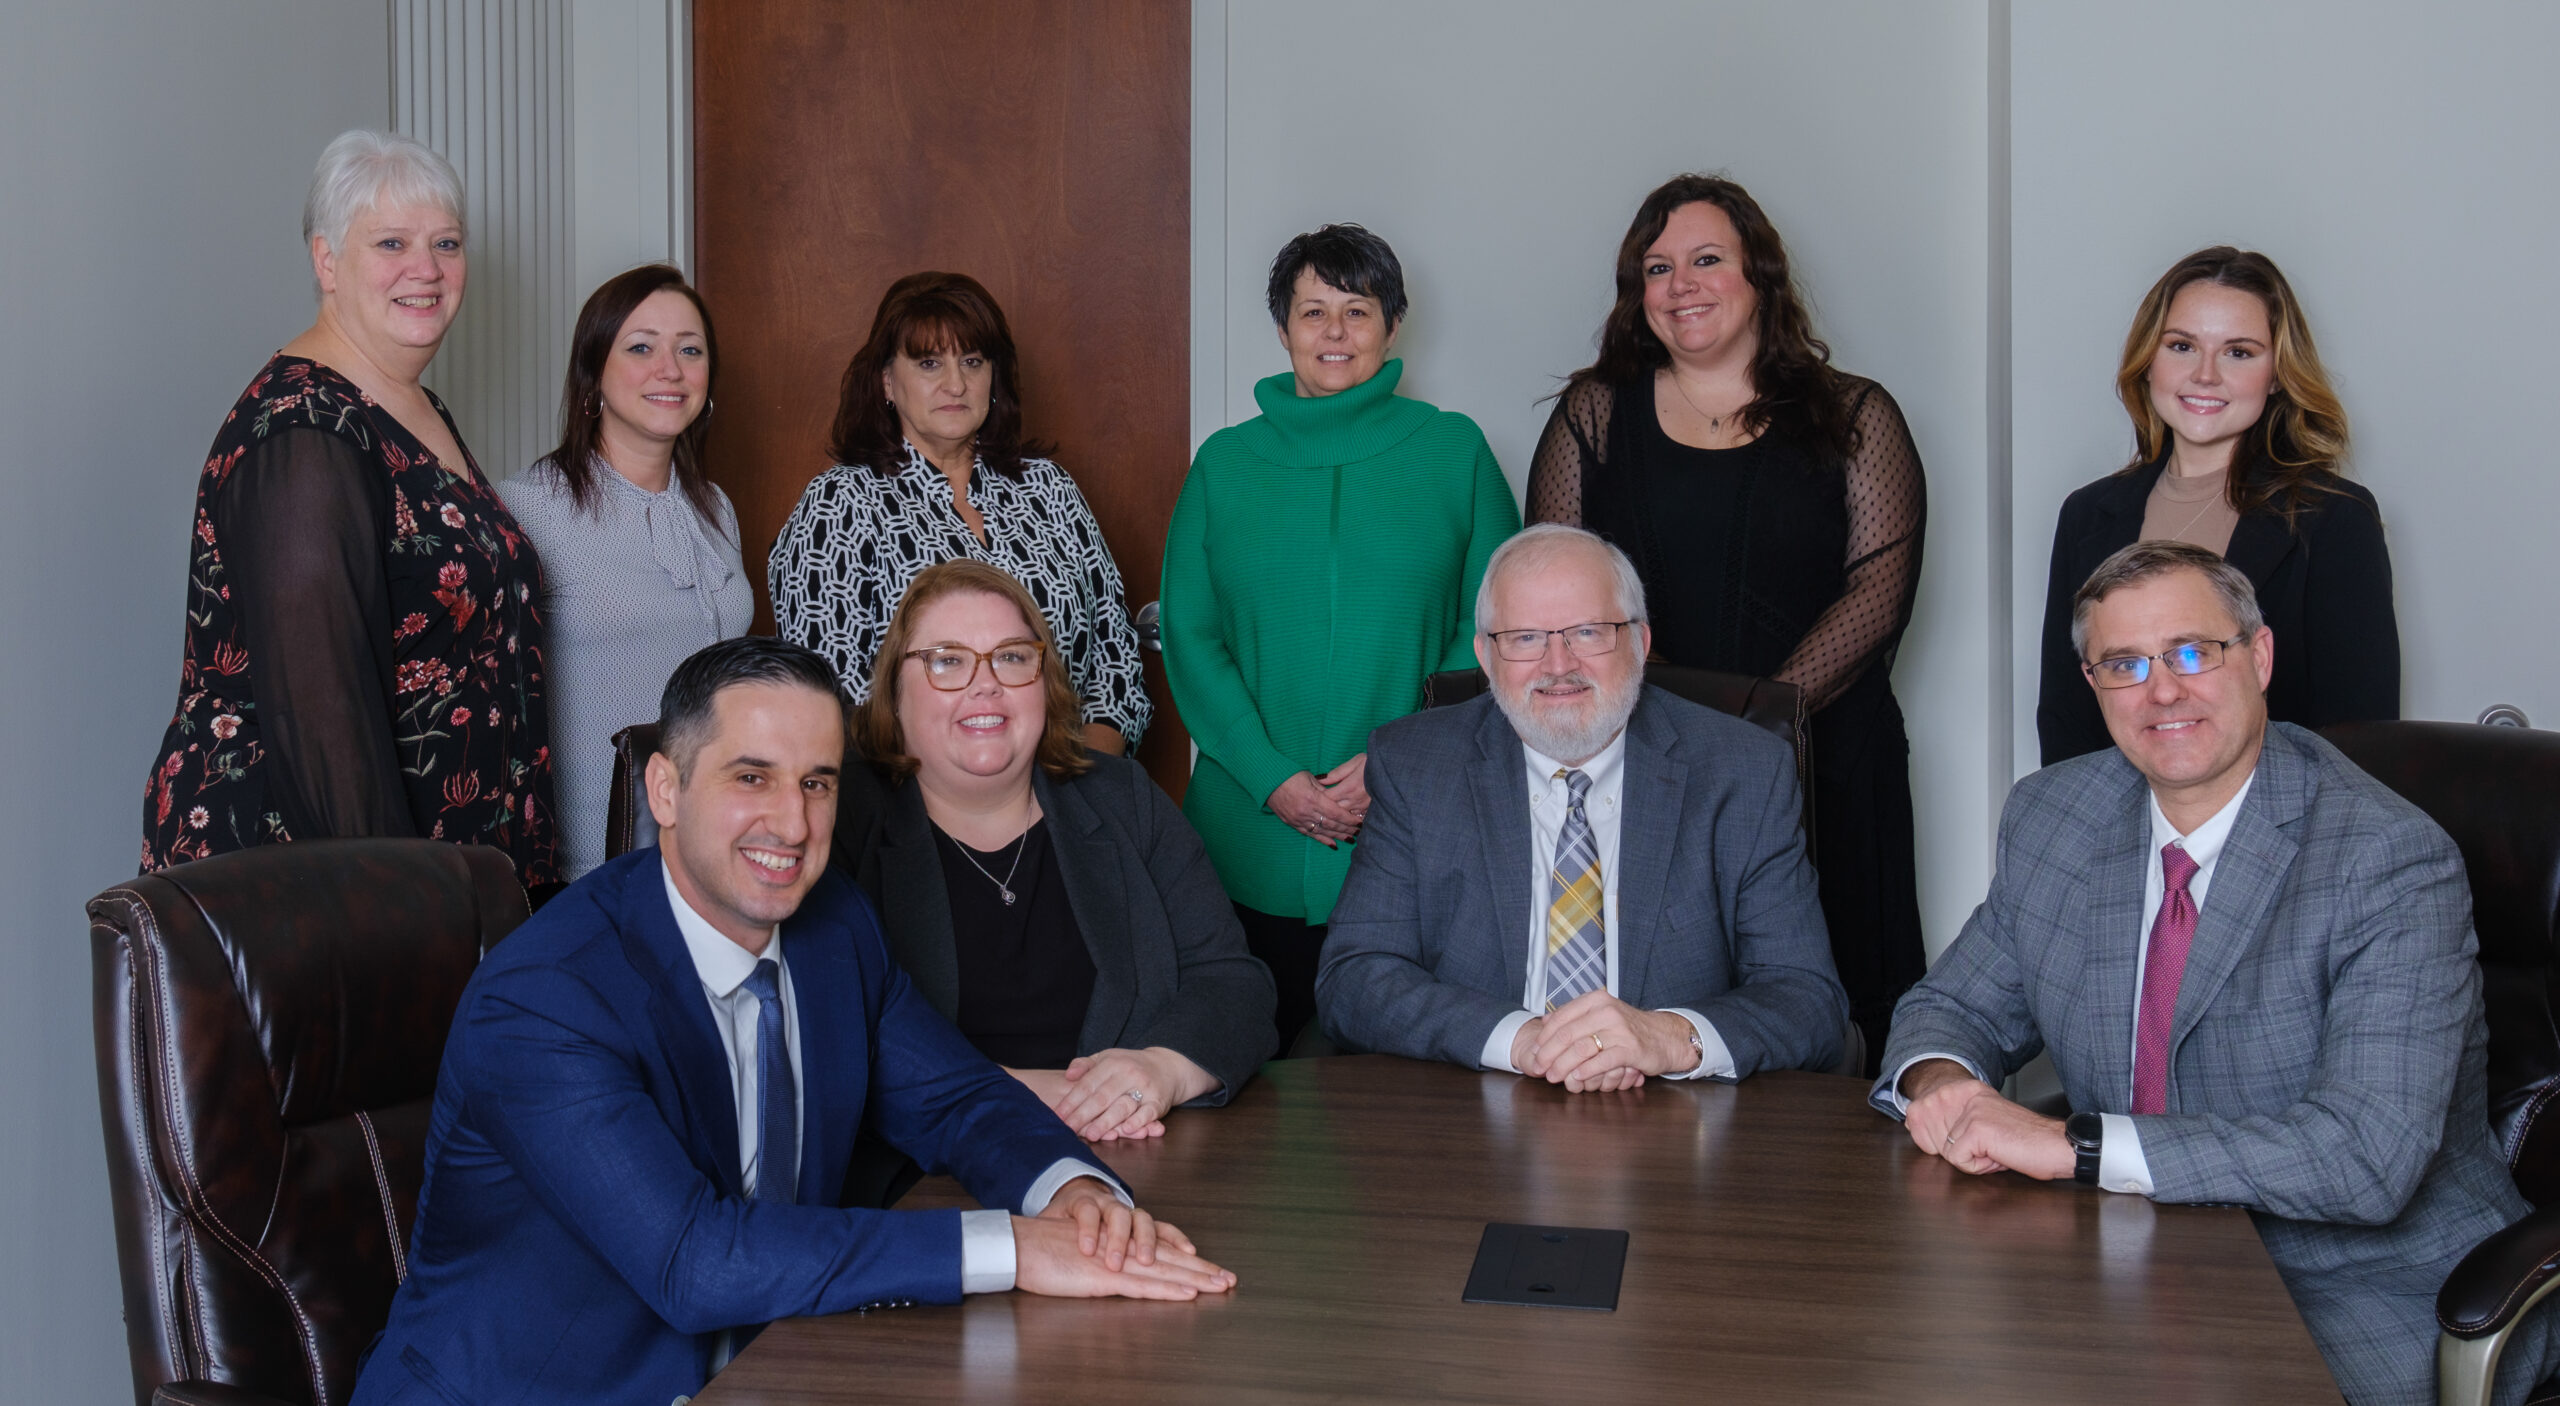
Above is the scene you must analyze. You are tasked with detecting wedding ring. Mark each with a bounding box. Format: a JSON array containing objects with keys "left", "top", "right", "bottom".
[
  {"left": 1590, "top": 1034, "right": 1605, "bottom": 1056},
  {"left": 1121, "top": 1088, "right": 1146, "bottom": 1106}
]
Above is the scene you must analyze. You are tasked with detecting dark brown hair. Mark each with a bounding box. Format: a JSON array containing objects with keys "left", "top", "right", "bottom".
[
  {"left": 1566, "top": 173, "right": 1853, "bottom": 462},
  {"left": 827, "top": 272, "right": 1052, "bottom": 478},
  {"left": 540, "top": 264, "right": 725, "bottom": 528},
  {"left": 857, "top": 559, "right": 1092, "bottom": 783},
  {"left": 2114, "top": 246, "right": 2352, "bottom": 521}
]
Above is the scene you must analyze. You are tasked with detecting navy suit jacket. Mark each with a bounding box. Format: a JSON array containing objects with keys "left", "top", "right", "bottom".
[{"left": 351, "top": 848, "right": 1101, "bottom": 1406}]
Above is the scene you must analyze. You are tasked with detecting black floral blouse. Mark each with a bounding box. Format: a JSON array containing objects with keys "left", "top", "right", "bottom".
[{"left": 141, "top": 355, "right": 560, "bottom": 899}]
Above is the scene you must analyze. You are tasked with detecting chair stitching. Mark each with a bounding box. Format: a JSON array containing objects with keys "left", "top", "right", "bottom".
[
  {"left": 355, "top": 1111, "right": 407, "bottom": 1284},
  {"left": 146, "top": 880, "right": 331, "bottom": 1405},
  {"left": 2443, "top": 1245, "right": 2560, "bottom": 1332},
  {"left": 2506, "top": 1081, "right": 2560, "bottom": 1168},
  {"left": 102, "top": 891, "right": 195, "bottom": 1381}
]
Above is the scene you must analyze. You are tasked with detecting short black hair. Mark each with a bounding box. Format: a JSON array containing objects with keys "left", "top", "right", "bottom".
[
  {"left": 656, "top": 636, "right": 847, "bottom": 778},
  {"left": 1265, "top": 223, "right": 1408, "bottom": 329}
]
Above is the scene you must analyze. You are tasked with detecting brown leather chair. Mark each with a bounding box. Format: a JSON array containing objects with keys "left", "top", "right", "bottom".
[
  {"left": 1422, "top": 663, "right": 1812, "bottom": 851},
  {"left": 604, "top": 722, "right": 663, "bottom": 861},
  {"left": 91, "top": 839, "right": 528, "bottom": 1406},
  {"left": 2317, "top": 721, "right": 2560, "bottom": 1406}
]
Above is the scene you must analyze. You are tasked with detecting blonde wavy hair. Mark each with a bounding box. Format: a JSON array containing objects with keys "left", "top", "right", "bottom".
[{"left": 2114, "top": 246, "right": 2352, "bottom": 521}]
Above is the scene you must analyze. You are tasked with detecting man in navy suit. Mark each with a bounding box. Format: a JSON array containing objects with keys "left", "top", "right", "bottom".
[
  {"left": 1318, "top": 524, "right": 1846, "bottom": 1088},
  {"left": 354, "top": 637, "right": 1233, "bottom": 1406}
]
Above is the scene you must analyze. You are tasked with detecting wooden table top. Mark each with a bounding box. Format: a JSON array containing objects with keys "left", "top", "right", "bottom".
[{"left": 701, "top": 1055, "right": 2340, "bottom": 1404}]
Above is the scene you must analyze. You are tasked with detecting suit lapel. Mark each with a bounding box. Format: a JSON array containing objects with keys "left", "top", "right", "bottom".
[
  {"left": 782, "top": 900, "right": 861, "bottom": 1204},
  {"left": 2222, "top": 505, "right": 2297, "bottom": 590},
  {"left": 2082, "top": 769, "right": 2151, "bottom": 1111},
  {"left": 1612, "top": 694, "right": 1682, "bottom": 1004},
  {"left": 1469, "top": 699, "right": 1535, "bottom": 1003},
  {"left": 1038, "top": 770, "right": 1134, "bottom": 1054},
  {"left": 877, "top": 783, "right": 962, "bottom": 1020},
  {"left": 2167, "top": 729, "right": 2305, "bottom": 1075},
  {"left": 619, "top": 860, "right": 746, "bottom": 1199}
]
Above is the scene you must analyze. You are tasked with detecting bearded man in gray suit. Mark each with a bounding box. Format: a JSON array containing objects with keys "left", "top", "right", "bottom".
[
  {"left": 1317, "top": 524, "right": 1847, "bottom": 1088},
  {"left": 1876, "top": 540, "right": 2549, "bottom": 1405}
]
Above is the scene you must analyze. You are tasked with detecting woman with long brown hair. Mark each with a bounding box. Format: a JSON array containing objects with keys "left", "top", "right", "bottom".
[
  {"left": 501, "top": 263, "right": 750, "bottom": 878},
  {"left": 769, "top": 272, "right": 1150, "bottom": 755},
  {"left": 1524, "top": 173, "right": 1925, "bottom": 1072},
  {"left": 2035, "top": 246, "right": 2395, "bottom": 765}
]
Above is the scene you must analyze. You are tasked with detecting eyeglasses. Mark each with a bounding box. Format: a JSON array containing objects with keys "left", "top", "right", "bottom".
[
  {"left": 902, "top": 640, "right": 1046, "bottom": 690},
  {"left": 2082, "top": 634, "right": 2249, "bottom": 690},
  {"left": 1484, "top": 620, "right": 1637, "bottom": 662}
]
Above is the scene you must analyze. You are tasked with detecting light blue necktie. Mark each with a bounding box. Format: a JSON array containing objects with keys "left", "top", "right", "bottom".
[{"left": 743, "top": 958, "right": 797, "bottom": 1204}]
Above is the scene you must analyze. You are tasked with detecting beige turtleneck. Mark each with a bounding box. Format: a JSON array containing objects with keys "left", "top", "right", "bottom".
[{"left": 2140, "top": 467, "right": 2239, "bottom": 556}]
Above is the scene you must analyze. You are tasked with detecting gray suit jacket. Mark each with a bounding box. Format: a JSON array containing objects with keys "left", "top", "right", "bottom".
[
  {"left": 833, "top": 753, "right": 1278, "bottom": 1100},
  {"left": 1317, "top": 687, "right": 1847, "bottom": 1076},
  {"left": 1874, "top": 723, "right": 2537, "bottom": 1405}
]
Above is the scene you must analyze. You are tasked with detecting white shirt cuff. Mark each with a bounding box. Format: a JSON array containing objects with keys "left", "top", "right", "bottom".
[
  {"left": 1659, "top": 1009, "right": 1732, "bottom": 1080},
  {"left": 2098, "top": 1113, "right": 2153, "bottom": 1196},
  {"left": 1482, "top": 1011, "right": 1536, "bottom": 1073},
  {"left": 1022, "top": 1158, "right": 1127, "bottom": 1216},
  {"left": 959, "top": 1159, "right": 1129, "bottom": 1296},
  {"left": 959, "top": 1209, "right": 1016, "bottom": 1294},
  {"left": 1880, "top": 1052, "right": 1989, "bottom": 1116}
]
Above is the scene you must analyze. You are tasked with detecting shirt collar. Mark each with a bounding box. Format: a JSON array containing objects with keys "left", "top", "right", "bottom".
[
  {"left": 661, "top": 857, "right": 780, "bottom": 998},
  {"left": 1522, "top": 728, "right": 1629, "bottom": 798},
  {"left": 2146, "top": 766, "right": 2258, "bottom": 871}
]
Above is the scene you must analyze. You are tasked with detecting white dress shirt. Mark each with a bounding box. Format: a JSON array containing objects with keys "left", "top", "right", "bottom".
[
  {"left": 1884, "top": 769, "right": 2257, "bottom": 1194},
  {"left": 1477, "top": 731, "right": 1734, "bottom": 1079},
  {"left": 660, "top": 862, "right": 1119, "bottom": 1303}
]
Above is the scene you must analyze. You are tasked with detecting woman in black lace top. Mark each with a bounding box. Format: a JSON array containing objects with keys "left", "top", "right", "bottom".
[{"left": 1525, "top": 173, "right": 1925, "bottom": 1072}]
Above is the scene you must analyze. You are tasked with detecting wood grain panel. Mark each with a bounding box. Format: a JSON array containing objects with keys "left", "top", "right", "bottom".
[
  {"left": 699, "top": 1057, "right": 2341, "bottom": 1404},
  {"left": 693, "top": 0, "right": 1193, "bottom": 795}
]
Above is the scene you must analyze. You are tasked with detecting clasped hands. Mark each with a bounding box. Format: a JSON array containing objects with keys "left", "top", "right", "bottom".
[
  {"left": 1266, "top": 755, "right": 1368, "bottom": 847},
  {"left": 1014, "top": 1175, "right": 1236, "bottom": 1300},
  {"left": 1009, "top": 1047, "right": 1218, "bottom": 1142},
  {"left": 1508, "top": 990, "right": 1702, "bottom": 1093},
  {"left": 1896, "top": 1058, "right": 2075, "bottom": 1181}
]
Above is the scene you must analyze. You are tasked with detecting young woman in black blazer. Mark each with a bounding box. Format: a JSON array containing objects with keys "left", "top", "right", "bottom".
[{"left": 2037, "top": 247, "right": 2398, "bottom": 766}]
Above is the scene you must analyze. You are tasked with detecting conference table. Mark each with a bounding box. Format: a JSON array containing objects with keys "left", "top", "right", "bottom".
[{"left": 700, "top": 1055, "right": 2340, "bottom": 1403}]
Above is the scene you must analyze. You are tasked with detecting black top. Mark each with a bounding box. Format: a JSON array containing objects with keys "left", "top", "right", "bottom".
[
  {"left": 141, "top": 355, "right": 560, "bottom": 899},
  {"left": 934, "top": 818, "right": 1096, "bottom": 1069},
  {"left": 2035, "top": 457, "right": 2400, "bottom": 766}
]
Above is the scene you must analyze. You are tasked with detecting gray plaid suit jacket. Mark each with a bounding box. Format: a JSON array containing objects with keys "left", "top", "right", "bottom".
[
  {"left": 1316, "top": 686, "right": 1847, "bottom": 1077},
  {"left": 1873, "top": 722, "right": 2543, "bottom": 1405}
]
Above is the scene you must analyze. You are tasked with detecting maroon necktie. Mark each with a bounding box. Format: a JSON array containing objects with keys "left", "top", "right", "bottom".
[{"left": 2132, "top": 843, "right": 2201, "bottom": 1115}]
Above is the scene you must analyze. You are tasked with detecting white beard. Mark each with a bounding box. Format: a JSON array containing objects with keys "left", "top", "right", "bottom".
[{"left": 1491, "top": 665, "right": 1642, "bottom": 764}]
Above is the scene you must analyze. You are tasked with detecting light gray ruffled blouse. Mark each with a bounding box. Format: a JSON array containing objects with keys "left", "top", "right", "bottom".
[{"left": 502, "top": 458, "right": 752, "bottom": 878}]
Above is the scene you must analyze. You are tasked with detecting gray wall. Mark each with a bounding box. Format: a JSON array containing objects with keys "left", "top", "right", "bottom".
[
  {"left": 0, "top": 5, "right": 389, "bottom": 1400},
  {"left": 1194, "top": 0, "right": 2004, "bottom": 956},
  {"left": 2009, "top": 0, "right": 2560, "bottom": 766}
]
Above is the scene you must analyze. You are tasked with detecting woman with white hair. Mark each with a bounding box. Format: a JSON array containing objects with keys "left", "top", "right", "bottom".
[{"left": 140, "top": 128, "right": 561, "bottom": 901}]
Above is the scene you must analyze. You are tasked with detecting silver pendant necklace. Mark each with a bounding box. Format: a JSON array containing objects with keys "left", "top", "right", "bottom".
[{"left": 952, "top": 824, "right": 1031, "bottom": 905}]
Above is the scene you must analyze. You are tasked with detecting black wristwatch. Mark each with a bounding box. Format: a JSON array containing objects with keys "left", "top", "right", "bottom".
[{"left": 2064, "top": 1111, "right": 2104, "bottom": 1187}]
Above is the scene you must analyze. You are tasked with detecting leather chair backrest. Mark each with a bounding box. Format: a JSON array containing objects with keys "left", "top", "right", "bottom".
[
  {"left": 605, "top": 722, "right": 664, "bottom": 862},
  {"left": 2321, "top": 721, "right": 2560, "bottom": 1206},
  {"left": 1423, "top": 664, "right": 1814, "bottom": 852},
  {"left": 91, "top": 839, "right": 528, "bottom": 1406}
]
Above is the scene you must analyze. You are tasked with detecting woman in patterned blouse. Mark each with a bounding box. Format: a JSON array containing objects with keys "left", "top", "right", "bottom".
[
  {"left": 768, "top": 272, "right": 1151, "bottom": 754},
  {"left": 140, "top": 129, "right": 560, "bottom": 900}
]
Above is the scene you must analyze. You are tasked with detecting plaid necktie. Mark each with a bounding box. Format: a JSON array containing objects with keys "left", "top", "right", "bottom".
[
  {"left": 1542, "top": 769, "right": 1606, "bottom": 1010},
  {"left": 2132, "top": 844, "right": 2201, "bottom": 1116}
]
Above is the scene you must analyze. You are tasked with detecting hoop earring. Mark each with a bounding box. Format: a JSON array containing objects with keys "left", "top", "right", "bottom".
[
  {"left": 701, "top": 397, "right": 714, "bottom": 420},
  {"left": 586, "top": 394, "right": 601, "bottom": 418}
]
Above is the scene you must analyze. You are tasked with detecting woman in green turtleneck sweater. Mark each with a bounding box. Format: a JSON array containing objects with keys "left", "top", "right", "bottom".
[{"left": 1162, "top": 223, "right": 1519, "bottom": 1055}]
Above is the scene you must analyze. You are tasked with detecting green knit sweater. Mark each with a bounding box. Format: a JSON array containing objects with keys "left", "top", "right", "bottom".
[{"left": 1161, "top": 360, "right": 1520, "bottom": 921}]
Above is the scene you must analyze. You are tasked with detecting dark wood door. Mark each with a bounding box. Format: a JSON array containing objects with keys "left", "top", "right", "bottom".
[{"left": 694, "top": 0, "right": 1193, "bottom": 796}]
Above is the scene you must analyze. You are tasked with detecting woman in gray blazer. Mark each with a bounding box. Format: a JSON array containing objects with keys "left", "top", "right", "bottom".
[{"left": 834, "top": 559, "right": 1276, "bottom": 1153}]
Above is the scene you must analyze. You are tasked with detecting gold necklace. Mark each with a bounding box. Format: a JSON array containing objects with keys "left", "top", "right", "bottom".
[
  {"left": 1663, "top": 367, "right": 1741, "bottom": 433},
  {"left": 2156, "top": 474, "right": 2224, "bottom": 544}
]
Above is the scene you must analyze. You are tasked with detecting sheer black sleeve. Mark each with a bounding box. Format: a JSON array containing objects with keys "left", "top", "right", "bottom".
[
  {"left": 212, "top": 428, "right": 415, "bottom": 839},
  {"left": 1525, "top": 378, "right": 1615, "bottom": 526},
  {"left": 1772, "top": 380, "right": 1927, "bottom": 712}
]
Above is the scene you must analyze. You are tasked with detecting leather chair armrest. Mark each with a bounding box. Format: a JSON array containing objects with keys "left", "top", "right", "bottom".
[
  {"left": 2442, "top": 1204, "right": 2560, "bottom": 1340},
  {"left": 2438, "top": 1205, "right": 2560, "bottom": 1406},
  {"left": 152, "top": 1383, "right": 301, "bottom": 1406}
]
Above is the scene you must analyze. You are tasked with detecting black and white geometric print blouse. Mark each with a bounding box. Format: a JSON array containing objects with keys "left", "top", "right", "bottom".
[{"left": 767, "top": 442, "right": 1153, "bottom": 744}]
